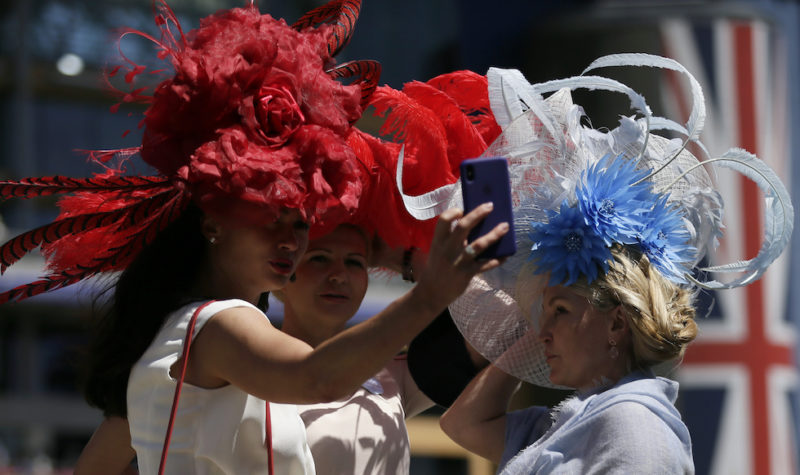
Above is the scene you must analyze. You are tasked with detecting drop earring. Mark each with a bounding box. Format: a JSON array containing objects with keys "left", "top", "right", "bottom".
[
  {"left": 208, "top": 236, "right": 217, "bottom": 245},
  {"left": 608, "top": 337, "right": 619, "bottom": 360}
]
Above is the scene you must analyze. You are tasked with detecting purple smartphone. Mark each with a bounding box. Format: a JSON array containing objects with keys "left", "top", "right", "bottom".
[{"left": 459, "top": 157, "right": 516, "bottom": 259}]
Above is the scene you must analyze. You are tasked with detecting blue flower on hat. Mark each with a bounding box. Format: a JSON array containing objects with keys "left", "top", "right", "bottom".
[
  {"left": 529, "top": 153, "right": 699, "bottom": 287},
  {"left": 577, "top": 154, "right": 655, "bottom": 246},
  {"left": 637, "top": 195, "right": 697, "bottom": 283},
  {"left": 529, "top": 201, "right": 612, "bottom": 286}
]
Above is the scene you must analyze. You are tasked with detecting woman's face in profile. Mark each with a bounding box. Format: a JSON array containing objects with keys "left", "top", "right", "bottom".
[
  {"left": 282, "top": 225, "right": 369, "bottom": 329},
  {"left": 538, "top": 285, "right": 615, "bottom": 390},
  {"left": 208, "top": 208, "right": 310, "bottom": 296}
]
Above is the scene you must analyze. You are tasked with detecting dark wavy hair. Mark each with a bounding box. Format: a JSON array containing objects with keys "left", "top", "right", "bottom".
[{"left": 82, "top": 204, "right": 209, "bottom": 417}]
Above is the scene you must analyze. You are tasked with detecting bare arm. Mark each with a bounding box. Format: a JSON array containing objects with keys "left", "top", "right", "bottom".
[
  {"left": 74, "top": 417, "right": 137, "bottom": 475},
  {"left": 439, "top": 365, "right": 521, "bottom": 464},
  {"left": 191, "top": 205, "right": 509, "bottom": 404}
]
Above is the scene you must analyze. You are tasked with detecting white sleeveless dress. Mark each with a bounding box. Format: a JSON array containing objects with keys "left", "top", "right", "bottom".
[{"left": 127, "top": 299, "right": 315, "bottom": 475}]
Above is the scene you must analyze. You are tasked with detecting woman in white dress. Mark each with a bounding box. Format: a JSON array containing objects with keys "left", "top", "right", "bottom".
[{"left": 75, "top": 221, "right": 488, "bottom": 475}]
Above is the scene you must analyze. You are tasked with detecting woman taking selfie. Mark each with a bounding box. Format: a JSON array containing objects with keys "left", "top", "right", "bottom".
[{"left": 74, "top": 220, "right": 486, "bottom": 475}]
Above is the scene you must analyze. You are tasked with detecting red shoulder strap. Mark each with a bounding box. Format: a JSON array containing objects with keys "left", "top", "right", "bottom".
[
  {"left": 158, "top": 300, "right": 215, "bottom": 474},
  {"left": 157, "top": 300, "right": 274, "bottom": 475},
  {"left": 265, "top": 400, "right": 274, "bottom": 474}
]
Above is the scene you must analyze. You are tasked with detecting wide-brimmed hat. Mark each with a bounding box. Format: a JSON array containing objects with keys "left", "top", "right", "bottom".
[{"left": 389, "top": 54, "right": 793, "bottom": 386}]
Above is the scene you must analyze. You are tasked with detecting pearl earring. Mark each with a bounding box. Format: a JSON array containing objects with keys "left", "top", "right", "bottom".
[{"left": 209, "top": 236, "right": 217, "bottom": 245}]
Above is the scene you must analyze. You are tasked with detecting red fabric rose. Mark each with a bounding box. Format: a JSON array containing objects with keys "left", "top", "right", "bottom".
[
  {"left": 181, "top": 123, "right": 362, "bottom": 229},
  {"left": 240, "top": 82, "right": 305, "bottom": 147},
  {"left": 140, "top": 6, "right": 365, "bottom": 228}
]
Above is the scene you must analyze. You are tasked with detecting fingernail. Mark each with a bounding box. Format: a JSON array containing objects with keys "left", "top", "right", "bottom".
[
  {"left": 499, "top": 222, "right": 509, "bottom": 231},
  {"left": 484, "top": 202, "right": 494, "bottom": 210}
]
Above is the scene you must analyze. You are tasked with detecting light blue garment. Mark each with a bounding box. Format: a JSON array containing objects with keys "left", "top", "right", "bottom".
[{"left": 499, "top": 370, "right": 694, "bottom": 474}]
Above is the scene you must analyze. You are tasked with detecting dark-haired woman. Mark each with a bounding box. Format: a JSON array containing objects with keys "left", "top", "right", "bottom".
[
  {"left": 83, "top": 202, "right": 504, "bottom": 474},
  {"left": 75, "top": 221, "right": 490, "bottom": 474}
]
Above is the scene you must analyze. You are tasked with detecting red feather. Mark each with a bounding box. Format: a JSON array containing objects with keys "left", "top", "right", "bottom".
[
  {"left": 0, "top": 275, "right": 85, "bottom": 305},
  {"left": 369, "top": 85, "right": 453, "bottom": 196},
  {"left": 345, "top": 130, "right": 436, "bottom": 251},
  {"left": 427, "top": 71, "right": 501, "bottom": 144},
  {"left": 362, "top": 72, "right": 504, "bottom": 252},
  {"left": 292, "top": 0, "right": 362, "bottom": 57},
  {"left": 0, "top": 190, "right": 189, "bottom": 305},
  {"left": 0, "top": 175, "right": 171, "bottom": 201},
  {"left": 0, "top": 188, "right": 180, "bottom": 273},
  {"left": 1, "top": 213, "right": 122, "bottom": 274},
  {"left": 401, "top": 81, "right": 487, "bottom": 176},
  {"left": 328, "top": 60, "right": 381, "bottom": 110},
  {"left": 42, "top": 189, "right": 188, "bottom": 275}
]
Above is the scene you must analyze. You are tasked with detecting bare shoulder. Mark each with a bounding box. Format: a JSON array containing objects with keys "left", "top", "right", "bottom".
[
  {"left": 203, "top": 304, "right": 275, "bottom": 331},
  {"left": 193, "top": 303, "right": 287, "bottom": 357},
  {"left": 185, "top": 303, "right": 284, "bottom": 388}
]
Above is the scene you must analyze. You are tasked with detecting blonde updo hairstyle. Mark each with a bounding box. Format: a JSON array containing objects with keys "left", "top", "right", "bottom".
[{"left": 570, "top": 245, "right": 698, "bottom": 369}]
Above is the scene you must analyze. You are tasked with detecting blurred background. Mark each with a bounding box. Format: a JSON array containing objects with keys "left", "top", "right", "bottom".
[{"left": 0, "top": 0, "right": 798, "bottom": 473}]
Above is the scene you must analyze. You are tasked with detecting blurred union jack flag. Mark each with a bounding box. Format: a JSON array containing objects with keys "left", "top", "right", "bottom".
[{"left": 659, "top": 16, "right": 798, "bottom": 475}]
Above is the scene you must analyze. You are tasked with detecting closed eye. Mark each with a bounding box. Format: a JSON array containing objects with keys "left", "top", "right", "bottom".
[{"left": 346, "top": 258, "right": 366, "bottom": 269}]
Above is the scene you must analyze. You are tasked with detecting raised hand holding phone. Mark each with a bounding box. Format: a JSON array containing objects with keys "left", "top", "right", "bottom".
[{"left": 459, "top": 157, "right": 516, "bottom": 259}]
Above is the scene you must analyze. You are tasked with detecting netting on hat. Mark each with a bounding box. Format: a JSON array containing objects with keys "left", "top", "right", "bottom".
[
  {"left": 450, "top": 89, "right": 723, "bottom": 386},
  {"left": 399, "top": 54, "right": 793, "bottom": 387}
]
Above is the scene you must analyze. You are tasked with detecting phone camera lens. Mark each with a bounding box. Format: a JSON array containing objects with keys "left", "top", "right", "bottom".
[{"left": 466, "top": 165, "right": 475, "bottom": 180}]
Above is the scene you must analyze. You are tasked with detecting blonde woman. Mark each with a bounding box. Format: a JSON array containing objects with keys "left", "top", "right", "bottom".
[
  {"left": 377, "top": 55, "right": 792, "bottom": 474},
  {"left": 441, "top": 246, "right": 697, "bottom": 473}
]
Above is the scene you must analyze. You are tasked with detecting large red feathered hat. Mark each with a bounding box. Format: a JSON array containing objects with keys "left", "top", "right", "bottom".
[
  {"left": 348, "top": 70, "right": 502, "bottom": 251},
  {"left": 0, "top": 0, "right": 381, "bottom": 304}
]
